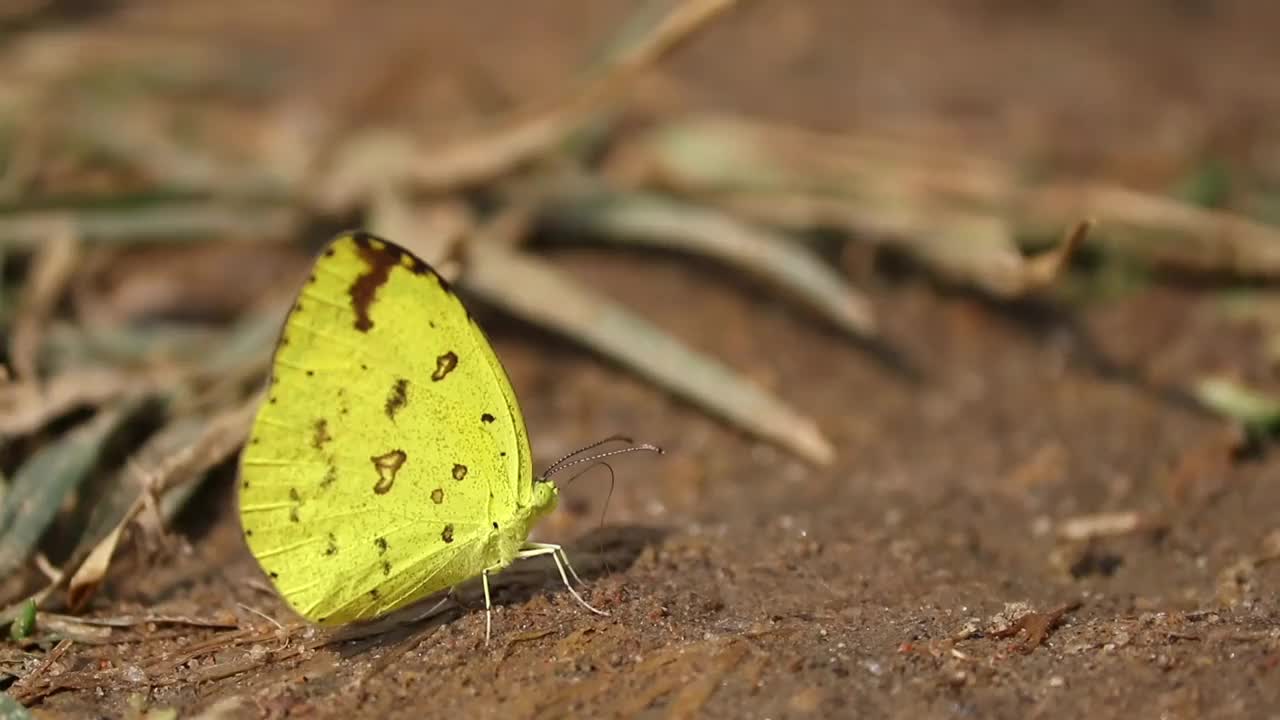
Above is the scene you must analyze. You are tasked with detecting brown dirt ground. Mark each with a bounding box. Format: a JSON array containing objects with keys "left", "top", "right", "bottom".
[{"left": 18, "top": 1, "right": 1280, "bottom": 718}]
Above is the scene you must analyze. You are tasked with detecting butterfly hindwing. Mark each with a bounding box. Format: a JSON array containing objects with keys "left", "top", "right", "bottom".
[{"left": 239, "top": 233, "right": 530, "bottom": 624}]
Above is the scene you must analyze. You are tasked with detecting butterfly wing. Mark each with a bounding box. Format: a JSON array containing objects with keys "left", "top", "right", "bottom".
[{"left": 239, "top": 232, "right": 532, "bottom": 625}]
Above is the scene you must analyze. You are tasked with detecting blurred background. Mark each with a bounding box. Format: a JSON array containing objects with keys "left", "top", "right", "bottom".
[{"left": 1, "top": 1, "right": 1279, "bottom": 717}]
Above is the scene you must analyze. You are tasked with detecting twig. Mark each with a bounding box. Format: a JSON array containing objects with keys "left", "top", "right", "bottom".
[{"left": 6, "top": 638, "right": 72, "bottom": 701}]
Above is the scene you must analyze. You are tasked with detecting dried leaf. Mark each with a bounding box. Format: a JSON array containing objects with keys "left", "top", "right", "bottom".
[
  {"left": 543, "top": 190, "right": 876, "bottom": 337},
  {"left": 461, "top": 242, "right": 834, "bottom": 465}
]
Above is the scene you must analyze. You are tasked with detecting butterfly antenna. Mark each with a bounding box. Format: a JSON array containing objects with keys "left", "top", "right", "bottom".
[
  {"left": 556, "top": 460, "right": 618, "bottom": 572},
  {"left": 539, "top": 434, "right": 633, "bottom": 479},
  {"left": 539, "top": 443, "right": 664, "bottom": 481},
  {"left": 539, "top": 435, "right": 656, "bottom": 479},
  {"left": 599, "top": 462, "right": 616, "bottom": 532}
]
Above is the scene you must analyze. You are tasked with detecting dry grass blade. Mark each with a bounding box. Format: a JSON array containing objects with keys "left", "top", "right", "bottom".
[
  {"left": 0, "top": 399, "right": 148, "bottom": 581},
  {"left": 313, "top": 0, "right": 743, "bottom": 208},
  {"left": 619, "top": 114, "right": 1280, "bottom": 280},
  {"left": 8, "top": 221, "right": 77, "bottom": 380},
  {"left": 68, "top": 397, "right": 259, "bottom": 610},
  {"left": 0, "top": 203, "right": 297, "bottom": 250},
  {"left": 613, "top": 117, "right": 1089, "bottom": 296},
  {"left": 461, "top": 242, "right": 834, "bottom": 465},
  {"left": 894, "top": 217, "right": 1089, "bottom": 297},
  {"left": 543, "top": 189, "right": 876, "bottom": 337},
  {"left": 0, "top": 366, "right": 182, "bottom": 436},
  {"left": 714, "top": 194, "right": 1085, "bottom": 298},
  {"left": 1024, "top": 183, "right": 1280, "bottom": 277},
  {"left": 610, "top": 114, "right": 1010, "bottom": 211}
]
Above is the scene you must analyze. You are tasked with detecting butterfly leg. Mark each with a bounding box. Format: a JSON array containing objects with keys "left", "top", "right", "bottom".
[
  {"left": 482, "top": 568, "right": 493, "bottom": 646},
  {"left": 516, "top": 543, "right": 608, "bottom": 617},
  {"left": 523, "top": 541, "right": 586, "bottom": 586},
  {"left": 406, "top": 590, "right": 455, "bottom": 622}
]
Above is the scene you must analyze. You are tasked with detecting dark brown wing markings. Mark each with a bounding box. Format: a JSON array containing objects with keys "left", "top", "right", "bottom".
[
  {"left": 431, "top": 351, "right": 459, "bottom": 381},
  {"left": 346, "top": 233, "right": 428, "bottom": 333},
  {"left": 371, "top": 449, "right": 408, "bottom": 494}
]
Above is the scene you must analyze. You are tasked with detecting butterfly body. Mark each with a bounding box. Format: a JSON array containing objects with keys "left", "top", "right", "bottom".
[{"left": 238, "top": 232, "right": 567, "bottom": 628}]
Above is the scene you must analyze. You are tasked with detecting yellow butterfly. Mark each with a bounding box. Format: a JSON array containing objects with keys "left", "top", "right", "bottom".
[{"left": 238, "top": 231, "right": 658, "bottom": 641}]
